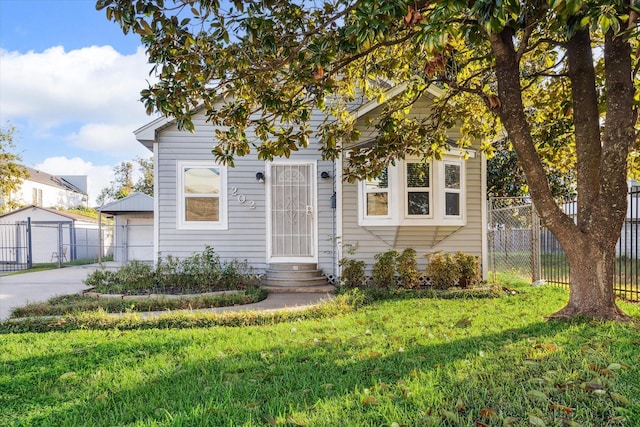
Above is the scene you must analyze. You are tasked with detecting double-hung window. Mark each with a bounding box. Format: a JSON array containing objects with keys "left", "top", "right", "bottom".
[
  {"left": 444, "top": 161, "right": 462, "bottom": 217},
  {"left": 177, "top": 161, "right": 227, "bottom": 230},
  {"left": 405, "top": 162, "right": 432, "bottom": 217},
  {"left": 364, "top": 168, "right": 390, "bottom": 217}
]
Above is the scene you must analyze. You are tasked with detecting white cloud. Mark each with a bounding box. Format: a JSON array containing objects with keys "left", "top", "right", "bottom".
[
  {"left": 0, "top": 45, "right": 155, "bottom": 155},
  {"left": 34, "top": 157, "right": 114, "bottom": 207},
  {"left": 65, "top": 122, "right": 150, "bottom": 156}
]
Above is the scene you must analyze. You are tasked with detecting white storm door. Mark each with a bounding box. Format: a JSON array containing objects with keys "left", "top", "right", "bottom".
[{"left": 268, "top": 162, "right": 316, "bottom": 261}]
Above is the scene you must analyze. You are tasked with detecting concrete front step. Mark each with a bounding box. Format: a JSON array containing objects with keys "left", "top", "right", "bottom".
[
  {"left": 267, "top": 263, "right": 318, "bottom": 271},
  {"left": 262, "top": 276, "right": 331, "bottom": 287},
  {"left": 261, "top": 284, "right": 336, "bottom": 294},
  {"left": 265, "top": 269, "right": 325, "bottom": 280}
]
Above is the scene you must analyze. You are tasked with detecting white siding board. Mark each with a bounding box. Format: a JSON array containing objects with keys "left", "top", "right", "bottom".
[{"left": 153, "top": 108, "right": 335, "bottom": 275}]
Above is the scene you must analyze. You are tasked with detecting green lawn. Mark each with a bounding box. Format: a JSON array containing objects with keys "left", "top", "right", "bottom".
[{"left": 1, "top": 278, "right": 639, "bottom": 426}]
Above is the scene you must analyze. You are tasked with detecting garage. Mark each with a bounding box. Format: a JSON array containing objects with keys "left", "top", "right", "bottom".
[{"left": 98, "top": 193, "right": 154, "bottom": 263}]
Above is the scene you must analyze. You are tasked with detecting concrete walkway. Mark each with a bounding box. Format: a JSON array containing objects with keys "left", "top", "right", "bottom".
[{"left": 0, "top": 263, "right": 334, "bottom": 321}]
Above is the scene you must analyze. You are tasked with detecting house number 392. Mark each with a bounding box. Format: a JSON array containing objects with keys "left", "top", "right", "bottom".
[{"left": 230, "top": 187, "right": 256, "bottom": 209}]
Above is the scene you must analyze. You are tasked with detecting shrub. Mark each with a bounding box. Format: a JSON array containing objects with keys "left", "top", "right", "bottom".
[
  {"left": 454, "top": 251, "right": 481, "bottom": 288},
  {"left": 397, "top": 248, "right": 420, "bottom": 289},
  {"left": 425, "top": 251, "right": 482, "bottom": 290},
  {"left": 425, "top": 251, "right": 458, "bottom": 290},
  {"left": 84, "top": 247, "right": 258, "bottom": 295},
  {"left": 372, "top": 250, "right": 398, "bottom": 289},
  {"left": 339, "top": 258, "right": 366, "bottom": 288}
]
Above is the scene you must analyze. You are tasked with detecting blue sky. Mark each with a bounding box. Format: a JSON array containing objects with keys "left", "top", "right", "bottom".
[{"left": 0, "top": 0, "right": 156, "bottom": 204}]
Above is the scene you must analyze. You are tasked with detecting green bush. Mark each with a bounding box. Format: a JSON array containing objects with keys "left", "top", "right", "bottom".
[
  {"left": 338, "top": 258, "right": 366, "bottom": 288},
  {"left": 372, "top": 249, "right": 398, "bottom": 289},
  {"left": 454, "top": 251, "right": 481, "bottom": 288},
  {"left": 425, "top": 251, "right": 458, "bottom": 290},
  {"left": 85, "top": 246, "right": 258, "bottom": 295},
  {"left": 425, "top": 251, "right": 482, "bottom": 290},
  {"left": 397, "top": 248, "right": 420, "bottom": 289}
]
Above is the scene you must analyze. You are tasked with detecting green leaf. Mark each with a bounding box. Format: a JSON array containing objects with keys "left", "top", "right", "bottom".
[{"left": 529, "top": 415, "right": 546, "bottom": 427}]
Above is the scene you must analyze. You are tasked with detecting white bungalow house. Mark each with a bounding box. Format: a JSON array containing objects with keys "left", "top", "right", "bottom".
[
  {"left": 133, "top": 86, "right": 487, "bottom": 288},
  {"left": 1, "top": 166, "right": 88, "bottom": 211}
]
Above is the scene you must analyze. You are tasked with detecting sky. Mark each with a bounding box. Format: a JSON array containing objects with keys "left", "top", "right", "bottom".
[{"left": 0, "top": 0, "right": 157, "bottom": 205}]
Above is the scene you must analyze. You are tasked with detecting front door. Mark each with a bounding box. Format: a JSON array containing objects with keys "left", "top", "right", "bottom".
[{"left": 268, "top": 162, "right": 316, "bottom": 262}]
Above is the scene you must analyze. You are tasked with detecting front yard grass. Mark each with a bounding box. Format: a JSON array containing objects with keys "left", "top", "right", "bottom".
[{"left": 1, "top": 275, "right": 639, "bottom": 426}]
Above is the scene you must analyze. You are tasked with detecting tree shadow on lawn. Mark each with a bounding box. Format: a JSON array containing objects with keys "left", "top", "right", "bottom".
[{"left": 10, "top": 318, "right": 640, "bottom": 426}]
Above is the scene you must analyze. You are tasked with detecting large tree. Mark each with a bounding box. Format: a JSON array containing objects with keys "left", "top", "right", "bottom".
[
  {"left": 98, "top": 0, "right": 639, "bottom": 320},
  {"left": 96, "top": 157, "right": 153, "bottom": 206},
  {"left": 0, "top": 123, "right": 28, "bottom": 214}
]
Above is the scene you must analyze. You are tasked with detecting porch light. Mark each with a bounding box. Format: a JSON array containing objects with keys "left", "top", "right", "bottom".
[
  {"left": 256, "top": 172, "right": 265, "bottom": 183},
  {"left": 320, "top": 171, "right": 331, "bottom": 179}
]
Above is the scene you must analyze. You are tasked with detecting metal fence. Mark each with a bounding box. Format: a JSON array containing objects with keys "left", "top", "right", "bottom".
[
  {"left": 0, "top": 219, "right": 115, "bottom": 272},
  {"left": 0, "top": 220, "right": 31, "bottom": 273},
  {"left": 489, "top": 190, "right": 639, "bottom": 301}
]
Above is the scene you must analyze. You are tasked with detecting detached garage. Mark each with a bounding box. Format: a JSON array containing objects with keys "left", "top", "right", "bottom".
[{"left": 98, "top": 193, "right": 154, "bottom": 263}]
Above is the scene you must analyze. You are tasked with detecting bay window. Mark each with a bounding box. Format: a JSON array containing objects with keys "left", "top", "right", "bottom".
[{"left": 359, "top": 155, "right": 467, "bottom": 226}]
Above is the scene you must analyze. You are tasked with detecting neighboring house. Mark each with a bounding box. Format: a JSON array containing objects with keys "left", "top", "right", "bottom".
[
  {"left": 1, "top": 166, "right": 88, "bottom": 210},
  {"left": 0, "top": 205, "right": 110, "bottom": 264},
  {"left": 134, "top": 86, "right": 487, "bottom": 288},
  {"left": 98, "top": 192, "right": 154, "bottom": 263}
]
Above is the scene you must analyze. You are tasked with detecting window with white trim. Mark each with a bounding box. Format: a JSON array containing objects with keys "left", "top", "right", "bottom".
[
  {"left": 405, "top": 161, "right": 432, "bottom": 217},
  {"left": 359, "top": 155, "right": 467, "bottom": 226},
  {"left": 444, "top": 161, "right": 462, "bottom": 217},
  {"left": 364, "top": 168, "right": 390, "bottom": 217},
  {"left": 177, "top": 161, "right": 227, "bottom": 230}
]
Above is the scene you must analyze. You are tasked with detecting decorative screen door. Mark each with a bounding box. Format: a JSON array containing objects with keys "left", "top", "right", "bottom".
[{"left": 269, "top": 163, "right": 316, "bottom": 261}]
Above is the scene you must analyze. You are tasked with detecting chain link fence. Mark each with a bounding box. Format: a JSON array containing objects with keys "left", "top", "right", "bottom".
[
  {"left": 488, "top": 194, "right": 639, "bottom": 301},
  {"left": 487, "top": 197, "right": 539, "bottom": 281}
]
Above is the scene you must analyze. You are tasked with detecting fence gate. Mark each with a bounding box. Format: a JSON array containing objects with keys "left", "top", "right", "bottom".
[
  {"left": 0, "top": 220, "right": 31, "bottom": 273},
  {"left": 487, "top": 197, "right": 540, "bottom": 282}
]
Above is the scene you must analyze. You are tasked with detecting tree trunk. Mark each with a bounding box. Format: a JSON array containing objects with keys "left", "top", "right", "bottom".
[{"left": 550, "top": 230, "right": 629, "bottom": 320}]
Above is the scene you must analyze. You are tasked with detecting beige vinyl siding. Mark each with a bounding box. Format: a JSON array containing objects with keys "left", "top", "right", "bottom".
[
  {"left": 154, "top": 109, "right": 336, "bottom": 275},
  {"left": 340, "top": 155, "right": 483, "bottom": 272},
  {"left": 340, "top": 95, "right": 484, "bottom": 273}
]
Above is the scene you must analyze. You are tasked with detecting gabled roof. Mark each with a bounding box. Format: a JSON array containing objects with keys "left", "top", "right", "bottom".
[
  {"left": 25, "top": 167, "right": 87, "bottom": 195},
  {"left": 0, "top": 205, "right": 97, "bottom": 223},
  {"left": 98, "top": 192, "right": 154, "bottom": 214}
]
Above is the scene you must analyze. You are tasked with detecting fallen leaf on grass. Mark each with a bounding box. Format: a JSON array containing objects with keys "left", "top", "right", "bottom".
[
  {"left": 527, "top": 390, "right": 548, "bottom": 402},
  {"left": 503, "top": 416, "right": 519, "bottom": 426},
  {"left": 560, "top": 418, "right": 584, "bottom": 426},
  {"left": 442, "top": 410, "right": 460, "bottom": 423},
  {"left": 362, "top": 396, "right": 379, "bottom": 405},
  {"left": 59, "top": 371, "right": 77, "bottom": 380},
  {"left": 529, "top": 415, "right": 546, "bottom": 426},
  {"left": 260, "top": 413, "right": 277, "bottom": 426},
  {"left": 480, "top": 408, "right": 495, "bottom": 418},
  {"left": 455, "top": 396, "right": 466, "bottom": 413},
  {"left": 609, "top": 392, "right": 630, "bottom": 405},
  {"left": 455, "top": 317, "right": 472, "bottom": 328},
  {"left": 533, "top": 343, "right": 558, "bottom": 352},
  {"left": 548, "top": 404, "right": 573, "bottom": 414}
]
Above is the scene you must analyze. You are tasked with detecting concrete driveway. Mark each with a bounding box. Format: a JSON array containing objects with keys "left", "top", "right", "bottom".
[{"left": 0, "top": 263, "right": 115, "bottom": 321}]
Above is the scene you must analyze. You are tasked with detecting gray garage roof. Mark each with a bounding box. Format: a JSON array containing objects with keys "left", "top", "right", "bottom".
[{"left": 98, "top": 192, "right": 154, "bottom": 214}]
